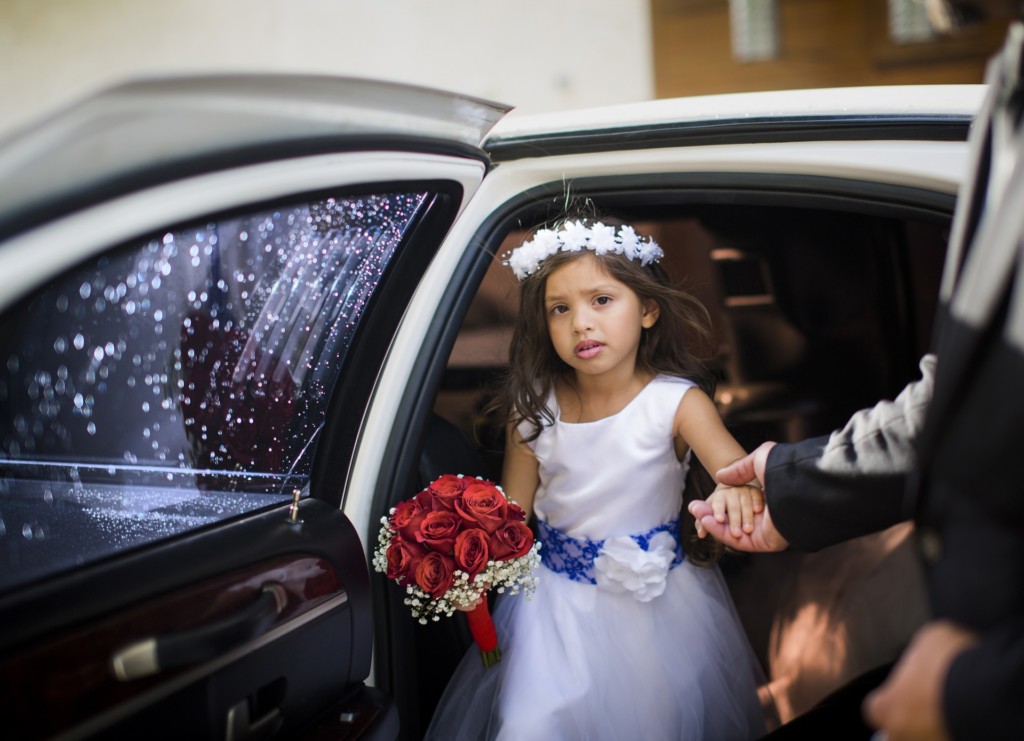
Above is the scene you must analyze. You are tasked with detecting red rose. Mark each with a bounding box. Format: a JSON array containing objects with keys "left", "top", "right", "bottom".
[
  {"left": 489, "top": 522, "right": 535, "bottom": 560},
  {"left": 428, "top": 474, "right": 467, "bottom": 511},
  {"left": 392, "top": 498, "right": 429, "bottom": 543},
  {"left": 455, "top": 482, "right": 509, "bottom": 534},
  {"left": 416, "top": 510, "right": 461, "bottom": 553},
  {"left": 454, "top": 528, "right": 490, "bottom": 577},
  {"left": 414, "top": 552, "right": 456, "bottom": 598},
  {"left": 386, "top": 538, "right": 426, "bottom": 582},
  {"left": 507, "top": 501, "right": 527, "bottom": 522}
]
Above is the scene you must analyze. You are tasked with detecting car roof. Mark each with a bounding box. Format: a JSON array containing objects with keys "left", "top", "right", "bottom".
[
  {"left": 0, "top": 74, "right": 510, "bottom": 240},
  {"left": 485, "top": 84, "right": 987, "bottom": 159}
]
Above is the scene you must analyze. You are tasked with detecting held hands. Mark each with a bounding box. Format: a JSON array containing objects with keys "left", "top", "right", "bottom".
[
  {"left": 697, "top": 483, "right": 765, "bottom": 539},
  {"left": 863, "top": 620, "right": 978, "bottom": 741},
  {"left": 687, "top": 442, "right": 789, "bottom": 552}
]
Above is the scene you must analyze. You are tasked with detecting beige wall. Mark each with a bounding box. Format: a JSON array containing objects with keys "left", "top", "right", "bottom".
[
  {"left": 0, "top": 0, "right": 655, "bottom": 138},
  {"left": 652, "top": 0, "right": 1010, "bottom": 98}
]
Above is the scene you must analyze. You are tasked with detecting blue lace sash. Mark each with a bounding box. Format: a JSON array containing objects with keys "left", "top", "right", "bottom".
[{"left": 536, "top": 518, "right": 685, "bottom": 585}]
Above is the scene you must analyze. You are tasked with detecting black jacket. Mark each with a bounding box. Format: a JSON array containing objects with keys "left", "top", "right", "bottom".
[{"left": 765, "top": 24, "right": 1024, "bottom": 741}]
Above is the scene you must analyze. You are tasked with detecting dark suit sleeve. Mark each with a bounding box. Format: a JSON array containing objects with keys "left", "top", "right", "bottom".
[
  {"left": 763, "top": 355, "right": 936, "bottom": 552},
  {"left": 945, "top": 619, "right": 1024, "bottom": 740}
]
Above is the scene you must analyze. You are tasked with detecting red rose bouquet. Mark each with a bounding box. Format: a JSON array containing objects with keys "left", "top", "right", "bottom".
[{"left": 373, "top": 474, "right": 540, "bottom": 667}]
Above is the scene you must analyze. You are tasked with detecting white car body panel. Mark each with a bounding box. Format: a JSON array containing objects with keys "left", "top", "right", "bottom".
[{"left": 488, "top": 84, "right": 985, "bottom": 141}]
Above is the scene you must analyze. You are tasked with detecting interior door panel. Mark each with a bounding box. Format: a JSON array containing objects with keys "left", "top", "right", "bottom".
[{"left": 0, "top": 498, "right": 380, "bottom": 739}]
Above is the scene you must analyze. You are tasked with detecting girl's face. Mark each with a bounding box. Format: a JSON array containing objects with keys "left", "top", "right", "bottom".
[{"left": 543, "top": 253, "right": 659, "bottom": 383}]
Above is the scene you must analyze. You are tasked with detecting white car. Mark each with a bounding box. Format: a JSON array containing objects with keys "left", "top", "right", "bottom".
[{"left": 0, "top": 76, "right": 983, "bottom": 738}]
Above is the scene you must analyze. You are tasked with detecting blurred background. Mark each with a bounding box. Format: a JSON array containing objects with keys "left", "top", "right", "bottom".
[{"left": 0, "top": 0, "right": 1016, "bottom": 139}]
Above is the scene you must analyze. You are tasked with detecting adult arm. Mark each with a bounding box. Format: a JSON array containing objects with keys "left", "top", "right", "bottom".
[
  {"left": 706, "top": 354, "right": 937, "bottom": 552},
  {"left": 762, "top": 354, "right": 937, "bottom": 551}
]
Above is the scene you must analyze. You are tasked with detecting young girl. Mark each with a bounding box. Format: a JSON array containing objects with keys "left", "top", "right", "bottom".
[{"left": 426, "top": 217, "right": 768, "bottom": 740}]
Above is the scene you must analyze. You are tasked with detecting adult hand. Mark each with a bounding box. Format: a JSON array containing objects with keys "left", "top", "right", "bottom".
[
  {"left": 863, "top": 619, "right": 978, "bottom": 741},
  {"left": 716, "top": 441, "right": 776, "bottom": 490}
]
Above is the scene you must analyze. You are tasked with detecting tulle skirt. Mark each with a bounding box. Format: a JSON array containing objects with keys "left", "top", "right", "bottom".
[{"left": 425, "top": 559, "right": 767, "bottom": 740}]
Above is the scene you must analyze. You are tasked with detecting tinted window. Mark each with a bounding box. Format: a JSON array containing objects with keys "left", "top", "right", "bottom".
[{"left": 0, "top": 191, "right": 430, "bottom": 591}]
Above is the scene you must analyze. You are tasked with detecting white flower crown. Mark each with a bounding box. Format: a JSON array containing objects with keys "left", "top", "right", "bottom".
[{"left": 505, "top": 220, "right": 664, "bottom": 281}]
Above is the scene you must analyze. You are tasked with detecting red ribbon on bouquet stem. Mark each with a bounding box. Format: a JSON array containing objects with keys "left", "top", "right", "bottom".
[{"left": 465, "top": 599, "right": 501, "bottom": 668}]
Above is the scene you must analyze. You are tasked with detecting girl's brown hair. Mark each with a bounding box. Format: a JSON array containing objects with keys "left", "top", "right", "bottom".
[{"left": 495, "top": 215, "right": 724, "bottom": 565}]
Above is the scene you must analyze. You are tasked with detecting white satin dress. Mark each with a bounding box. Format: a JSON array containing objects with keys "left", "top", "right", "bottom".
[{"left": 425, "top": 375, "right": 766, "bottom": 740}]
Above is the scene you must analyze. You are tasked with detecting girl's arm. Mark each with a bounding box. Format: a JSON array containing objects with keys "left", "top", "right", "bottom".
[
  {"left": 501, "top": 424, "right": 540, "bottom": 520},
  {"left": 455, "top": 424, "right": 539, "bottom": 614},
  {"left": 674, "top": 388, "right": 763, "bottom": 536}
]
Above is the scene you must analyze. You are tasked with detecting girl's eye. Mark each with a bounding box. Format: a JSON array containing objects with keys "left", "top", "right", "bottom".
[
  {"left": 595, "top": 296, "right": 611, "bottom": 306},
  {"left": 550, "top": 305, "right": 568, "bottom": 315}
]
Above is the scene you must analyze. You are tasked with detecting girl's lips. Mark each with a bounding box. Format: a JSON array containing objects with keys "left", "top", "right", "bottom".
[{"left": 575, "top": 340, "right": 603, "bottom": 359}]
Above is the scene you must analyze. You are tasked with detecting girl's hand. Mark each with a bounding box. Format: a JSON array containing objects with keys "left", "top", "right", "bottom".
[
  {"left": 456, "top": 593, "right": 484, "bottom": 612},
  {"left": 702, "top": 483, "right": 764, "bottom": 538},
  {"left": 454, "top": 584, "right": 490, "bottom": 612}
]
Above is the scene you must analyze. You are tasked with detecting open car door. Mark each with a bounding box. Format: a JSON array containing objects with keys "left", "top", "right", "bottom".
[{"left": 0, "top": 75, "right": 506, "bottom": 739}]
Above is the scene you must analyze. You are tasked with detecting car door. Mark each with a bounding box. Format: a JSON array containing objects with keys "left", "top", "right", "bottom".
[{"left": 0, "top": 75, "right": 506, "bottom": 740}]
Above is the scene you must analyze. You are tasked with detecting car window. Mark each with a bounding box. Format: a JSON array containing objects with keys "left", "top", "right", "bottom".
[{"left": 0, "top": 190, "right": 431, "bottom": 592}]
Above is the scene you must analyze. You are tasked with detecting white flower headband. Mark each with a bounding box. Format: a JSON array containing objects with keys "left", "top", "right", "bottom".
[{"left": 504, "top": 220, "right": 665, "bottom": 281}]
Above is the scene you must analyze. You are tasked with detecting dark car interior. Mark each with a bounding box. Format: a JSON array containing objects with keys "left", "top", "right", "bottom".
[{"left": 383, "top": 191, "right": 948, "bottom": 737}]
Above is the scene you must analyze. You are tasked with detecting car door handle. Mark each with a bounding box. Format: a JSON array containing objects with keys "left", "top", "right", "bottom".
[{"left": 110, "top": 583, "right": 287, "bottom": 681}]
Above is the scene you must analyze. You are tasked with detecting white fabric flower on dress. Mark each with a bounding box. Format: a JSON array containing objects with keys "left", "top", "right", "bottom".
[{"left": 593, "top": 531, "right": 677, "bottom": 602}]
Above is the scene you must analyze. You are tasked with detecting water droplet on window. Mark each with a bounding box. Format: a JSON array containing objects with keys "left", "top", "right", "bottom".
[
  {"left": 73, "top": 334, "right": 85, "bottom": 350},
  {"left": 79, "top": 282, "right": 92, "bottom": 299},
  {"left": 53, "top": 337, "right": 67, "bottom": 354},
  {"left": 86, "top": 422, "right": 96, "bottom": 435}
]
